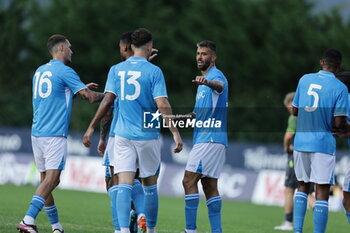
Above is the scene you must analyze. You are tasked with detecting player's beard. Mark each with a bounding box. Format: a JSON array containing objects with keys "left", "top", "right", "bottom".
[
  {"left": 197, "top": 58, "right": 211, "bottom": 71},
  {"left": 121, "top": 55, "right": 126, "bottom": 61},
  {"left": 64, "top": 57, "right": 72, "bottom": 65}
]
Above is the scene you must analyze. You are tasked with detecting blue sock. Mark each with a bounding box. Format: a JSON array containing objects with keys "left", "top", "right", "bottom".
[
  {"left": 44, "top": 205, "right": 59, "bottom": 224},
  {"left": 132, "top": 179, "right": 145, "bottom": 215},
  {"left": 207, "top": 196, "right": 222, "bottom": 233},
  {"left": 185, "top": 193, "right": 199, "bottom": 230},
  {"left": 314, "top": 200, "right": 328, "bottom": 233},
  {"left": 109, "top": 185, "right": 120, "bottom": 231},
  {"left": 25, "top": 195, "right": 46, "bottom": 220},
  {"left": 293, "top": 191, "right": 308, "bottom": 233},
  {"left": 143, "top": 184, "right": 158, "bottom": 228},
  {"left": 117, "top": 183, "right": 133, "bottom": 228},
  {"left": 346, "top": 212, "right": 350, "bottom": 224}
]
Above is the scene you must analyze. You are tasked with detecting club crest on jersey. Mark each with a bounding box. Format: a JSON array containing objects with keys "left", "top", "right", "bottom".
[{"left": 197, "top": 90, "right": 205, "bottom": 100}]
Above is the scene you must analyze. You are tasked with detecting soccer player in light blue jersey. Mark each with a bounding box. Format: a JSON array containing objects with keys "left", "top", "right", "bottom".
[
  {"left": 182, "top": 40, "right": 228, "bottom": 233},
  {"left": 292, "top": 49, "right": 348, "bottom": 233},
  {"left": 94, "top": 31, "right": 157, "bottom": 233},
  {"left": 17, "top": 34, "right": 104, "bottom": 233},
  {"left": 83, "top": 28, "right": 183, "bottom": 233},
  {"left": 334, "top": 71, "right": 350, "bottom": 225}
]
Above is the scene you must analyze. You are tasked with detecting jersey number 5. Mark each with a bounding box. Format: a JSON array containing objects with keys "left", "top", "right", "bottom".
[
  {"left": 33, "top": 71, "right": 52, "bottom": 99},
  {"left": 118, "top": 71, "right": 141, "bottom": 100},
  {"left": 304, "top": 83, "right": 322, "bottom": 112}
]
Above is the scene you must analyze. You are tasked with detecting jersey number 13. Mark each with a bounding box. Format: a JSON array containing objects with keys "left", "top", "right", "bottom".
[{"left": 118, "top": 71, "right": 141, "bottom": 101}]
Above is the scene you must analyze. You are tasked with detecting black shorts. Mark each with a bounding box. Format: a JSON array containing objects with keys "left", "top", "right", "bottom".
[{"left": 284, "top": 153, "right": 298, "bottom": 189}]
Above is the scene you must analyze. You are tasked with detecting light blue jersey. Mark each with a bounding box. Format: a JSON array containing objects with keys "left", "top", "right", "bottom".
[
  {"left": 193, "top": 66, "right": 228, "bottom": 147},
  {"left": 347, "top": 94, "right": 350, "bottom": 147},
  {"left": 104, "top": 56, "right": 167, "bottom": 140},
  {"left": 293, "top": 70, "right": 348, "bottom": 155},
  {"left": 32, "top": 60, "right": 86, "bottom": 137}
]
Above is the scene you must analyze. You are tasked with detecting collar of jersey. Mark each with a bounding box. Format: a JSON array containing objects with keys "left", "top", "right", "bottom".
[
  {"left": 127, "top": 56, "right": 147, "bottom": 62},
  {"left": 205, "top": 65, "right": 216, "bottom": 76},
  {"left": 318, "top": 70, "right": 335, "bottom": 78},
  {"left": 50, "top": 59, "right": 63, "bottom": 64}
]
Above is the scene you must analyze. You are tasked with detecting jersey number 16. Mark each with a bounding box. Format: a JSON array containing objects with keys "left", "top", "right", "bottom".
[{"left": 33, "top": 71, "right": 52, "bottom": 99}]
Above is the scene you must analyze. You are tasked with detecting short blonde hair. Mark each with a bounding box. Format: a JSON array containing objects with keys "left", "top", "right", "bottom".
[{"left": 283, "top": 92, "right": 295, "bottom": 106}]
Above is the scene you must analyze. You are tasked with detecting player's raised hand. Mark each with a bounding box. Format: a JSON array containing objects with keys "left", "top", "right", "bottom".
[
  {"left": 86, "top": 82, "right": 99, "bottom": 90},
  {"left": 83, "top": 127, "right": 94, "bottom": 147},
  {"left": 148, "top": 48, "right": 158, "bottom": 61},
  {"left": 97, "top": 139, "right": 107, "bottom": 156},
  {"left": 192, "top": 76, "right": 208, "bottom": 85},
  {"left": 173, "top": 134, "right": 183, "bottom": 153}
]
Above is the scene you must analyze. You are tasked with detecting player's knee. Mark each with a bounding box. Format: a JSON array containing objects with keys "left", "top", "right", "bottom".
[
  {"left": 43, "top": 179, "right": 58, "bottom": 191},
  {"left": 343, "top": 197, "right": 350, "bottom": 212},
  {"left": 182, "top": 176, "right": 195, "bottom": 190},
  {"left": 55, "top": 178, "right": 60, "bottom": 187}
]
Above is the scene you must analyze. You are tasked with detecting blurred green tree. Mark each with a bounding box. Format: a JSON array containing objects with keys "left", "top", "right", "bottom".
[{"left": 1, "top": 0, "right": 350, "bottom": 143}]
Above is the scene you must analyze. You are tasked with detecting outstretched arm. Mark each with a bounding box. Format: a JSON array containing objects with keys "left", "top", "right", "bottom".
[
  {"left": 192, "top": 76, "right": 224, "bottom": 93},
  {"left": 83, "top": 92, "right": 116, "bottom": 147},
  {"left": 77, "top": 88, "right": 105, "bottom": 103}
]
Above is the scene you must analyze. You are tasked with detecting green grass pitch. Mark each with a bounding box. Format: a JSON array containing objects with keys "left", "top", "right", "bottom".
[{"left": 0, "top": 184, "right": 348, "bottom": 233}]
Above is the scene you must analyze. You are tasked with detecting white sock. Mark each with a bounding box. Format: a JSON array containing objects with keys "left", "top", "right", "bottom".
[
  {"left": 23, "top": 216, "right": 35, "bottom": 225},
  {"left": 115, "top": 231, "right": 121, "bottom": 233},
  {"left": 52, "top": 222, "right": 63, "bottom": 231},
  {"left": 137, "top": 213, "right": 145, "bottom": 221},
  {"left": 147, "top": 227, "right": 156, "bottom": 233},
  {"left": 120, "top": 227, "right": 130, "bottom": 233},
  {"left": 185, "top": 229, "right": 197, "bottom": 233}
]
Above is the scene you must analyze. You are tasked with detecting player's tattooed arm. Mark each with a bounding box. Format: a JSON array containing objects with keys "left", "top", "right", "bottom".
[
  {"left": 100, "top": 107, "right": 112, "bottom": 141},
  {"left": 83, "top": 92, "right": 115, "bottom": 147},
  {"left": 78, "top": 88, "right": 105, "bottom": 103},
  {"left": 192, "top": 76, "right": 224, "bottom": 93},
  {"left": 97, "top": 107, "right": 113, "bottom": 155}
]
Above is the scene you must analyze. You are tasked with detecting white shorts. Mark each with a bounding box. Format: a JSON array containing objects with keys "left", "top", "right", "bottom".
[
  {"left": 114, "top": 136, "right": 161, "bottom": 178},
  {"left": 186, "top": 143, "right": 226, "bottom": 179},
  {"left": 31, "top": 136, "right": 67, "bottom": 172},
  {"left": 293, "top": 151, "right": 335, "bottom": 185},
  {"left": 102, "top": 136, "right": 115, "bottom": 167},
  {"left": 343, "top": 162, "right": 350, "bottom": 192}
]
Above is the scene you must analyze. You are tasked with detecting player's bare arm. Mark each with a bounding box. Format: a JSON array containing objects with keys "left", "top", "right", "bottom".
[
  {"left": 148, "top": 48, "right": 158, "bottom": 61},
  {"left": 172, "top": 112, "right": 196, "bottom": 122},
  {"left": 83, "top": 92, "right": 116, "bottom": 147},
  {"left": 292, "top": 106, "right": 298, "bottom": 116},
  {"left": 155, "top": 97, "right": 183, "bottom": 153},
  {"left": 78, "top": 88, "right": 105, "bottom": 103},
  {"left": 283, "top": 132, "right": 295, "bottom": 153},
  {"left": 86, "top": 82, "right": 99, "bottom": 90},
  {"left": 332, "top": 116, "right": 350, "bottom": 137},
  {"left": 192, "top": 76, "right": 224, "bottom": 93},
  {"left": 97, "top": 107, "right": 113, "bottom": 156}
]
